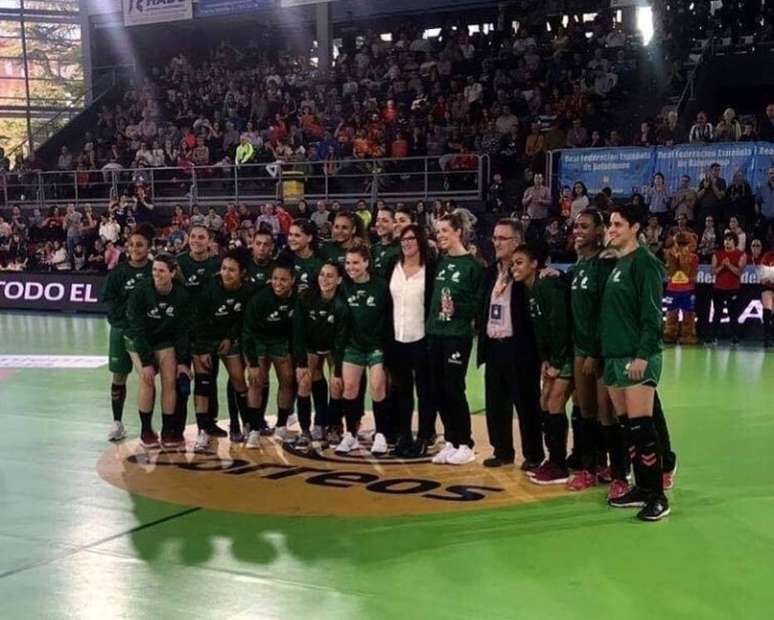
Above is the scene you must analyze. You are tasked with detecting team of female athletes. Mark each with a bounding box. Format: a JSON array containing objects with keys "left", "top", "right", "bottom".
[{"left": 102, "top": 202, "right": 672, "bottom": 522}]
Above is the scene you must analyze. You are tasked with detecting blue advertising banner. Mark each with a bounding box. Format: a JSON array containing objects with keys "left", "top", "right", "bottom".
[
  {"left": 654, "top": 143, "right": 756, "bottom": 192},
  {"left": 197, "top": 0, "right": 272, "bottom": 17},
  {"left": 558, "top": 142, "right": 774, "bottom": 197},
  {"left": 750, "top": 142, "right": 774, "bottom": 192},
  {"left": 557, "top": 147, "right": 654, "bottom": 196}
]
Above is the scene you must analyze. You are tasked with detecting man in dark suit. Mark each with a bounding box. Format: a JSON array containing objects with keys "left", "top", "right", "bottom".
[{"left": 477, "top": 219, "right": 544, "bottom": 469}]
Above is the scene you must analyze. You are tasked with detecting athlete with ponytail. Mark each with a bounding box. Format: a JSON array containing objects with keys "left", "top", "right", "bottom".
[
  {"left": 335, "top": 244, "right": 391, "bottom": 454},
  {"left": 510, "top": 243, "right": 573, "bottom": 485},
  {"left": 101, "top": 224, "right": 153, "bottom": 441},
  {"left": 293, "top": 261, "right": 349, "bottom": 448},
  {"left": 246, "top": 227, "right": 276, "bottom": 432},
  {"left": 191, "top": 247, "right": 256, "bottom": 450},
  {"left": 427, "top": 213, "right": 484, "bottom": 466},
  {"left": 177, "top": 224, "right": 226, "bottom": 439},
  {"left": 283, "top": 219, "right": 325, "bottom": 293},
  {"left": 320, "top": 211, "right": 369, "bottom": 267},
  {"left": 125, "top": 254, "right": 192, "bottom": 448}
]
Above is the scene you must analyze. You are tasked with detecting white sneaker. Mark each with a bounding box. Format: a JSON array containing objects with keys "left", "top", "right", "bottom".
[
  {"left": 286, "top": 413, "right": 298, "bottom": 428},
  {"left": 245, "top": 430, "right": 261, "bottom": 449},
  {"left": 371, "top": 432, "right": 388, "bottom": 454},
  {"left": 108, "top": 421, "right": 126, "bottom": 442},
  {"left": 446, "top": 444, "right": 475, "bottom": 465},
  {"left": 194, "top": 430, "right": 210, "bottom": 452},
  {"left": 357, "top": 428, "right": 375, "bottom": 443},
  {"left": 335, "top": 432, "right": 360, "bottom": 454},
  {"left": 273, "top": 426, "right": 289, "bottom": 441},
  {"left": 431, "top": 442, "right": 457, "bottom": 464}
]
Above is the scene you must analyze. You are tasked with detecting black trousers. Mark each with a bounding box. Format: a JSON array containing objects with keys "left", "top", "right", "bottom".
[
  {"left": 428, "top": 336, "right": 473, "bottom": 448},
  {"left": 484, "top": 338, "right": 544, "bottom": 463},
  {"left": 389, "top": 338, "right": 436, "bottom": 441},
  {"left": 712, "top": 288, "right": 742, "bottom": 339}
]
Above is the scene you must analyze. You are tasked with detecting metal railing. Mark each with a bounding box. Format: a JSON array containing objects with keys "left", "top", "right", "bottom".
[
  {"left": 0, "top": 154, "right": 488, "bottom": 209},
  {"left": 675, "top": 37, "right": 716, "bottom": 119}
]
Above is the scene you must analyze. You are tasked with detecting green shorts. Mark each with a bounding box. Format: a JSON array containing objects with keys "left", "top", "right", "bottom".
[
  {"left": 254, "top": 340, "right": 290, "bottom": 359},
  {"left": 574, "top": 345, "right": 595, "bottom": 359},
  {"left": 603, "top": 354, "right": 662, "bottom": 389},
  {"left": 556, "top": 360, "right": 574, "bottom": 380},
  {"left": 343, "top": 346, "right": 383, "bottom": 368},
  {"left": 108, "top": 327, "right": 132, "bottom": 375},
  {"left": 194, "top": 338, "right": 242, "bottom": 357}
]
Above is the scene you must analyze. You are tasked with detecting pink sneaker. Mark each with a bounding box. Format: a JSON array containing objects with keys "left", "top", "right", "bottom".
[
  {"left": 140, "top": 429, "right": 160, "bottom": 449},
  {"left": 567, "top": 469, "right": 596, "bottom": 491},
  {"left": 596, "top": 466, "right": 612, "bottom": 484},
  {"left": 529, "top": 462, "right": 570, "bottom": 486},
  {"left": 663, "top": 461, "right": 677, "bottom": 490},
  {"left": 607, "top": 479, "right": 630, "bottom": 500},
  {"left": 663, "top": 471, "right": 674, "bottom": 490}
]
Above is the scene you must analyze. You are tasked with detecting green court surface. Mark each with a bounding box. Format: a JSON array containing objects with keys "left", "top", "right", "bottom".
[{"left": 1, "top": 312, "right": 773, "bottom": 619}]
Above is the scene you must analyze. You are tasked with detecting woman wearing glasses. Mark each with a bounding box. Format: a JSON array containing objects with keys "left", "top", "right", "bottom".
[{"left": 385, "top": 225, "right": 438, "bottom": 457}]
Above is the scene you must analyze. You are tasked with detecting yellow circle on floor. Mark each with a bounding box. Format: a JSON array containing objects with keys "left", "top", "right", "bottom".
[{"left": 98, "top": 416, "right": 572, "bottom": 517}]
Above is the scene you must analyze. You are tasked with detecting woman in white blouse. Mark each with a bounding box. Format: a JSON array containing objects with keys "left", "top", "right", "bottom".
[{"left": 385, "top": 224, "right": 438, "bottom": 457}]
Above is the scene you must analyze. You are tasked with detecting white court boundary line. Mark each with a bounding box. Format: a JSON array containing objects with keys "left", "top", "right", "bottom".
[{"left": 0, "top": 355, "right": 108, "bottom": 369}]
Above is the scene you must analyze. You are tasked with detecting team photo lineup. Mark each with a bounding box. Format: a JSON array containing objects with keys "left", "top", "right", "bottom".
[
  {"left": 6, "top": 1, "right": 774, "bottom": 616},
  {"left": 98, "top": 196, "right": 696, "bottom": 523}
]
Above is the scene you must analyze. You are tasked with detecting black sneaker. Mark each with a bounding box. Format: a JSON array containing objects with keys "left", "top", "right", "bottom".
[
  {"left": 637, "top": 496, "right": 671, "bottom": 521},
  {"left": 608, "top": 485, "right": 650, "bottom": 508},
  {"left": 294, "top": 432, "right": 311, "bottom": 449},
  {"left": 207, "top": 423, "right": 228, "bottom": 438},
  {"left": 483, "top": 456, "right": 515, "bottom": 468},
  {"left": 391, "top": 436, "right": 414, "bottom": 458},
  {"left": 229, "top": 424, "right": 244, "bottom": 443},
  {"left": 408, "top": 437, "right": 433, "bottom": 458},
  {"left": 258, "top": 421, "right": 274, "bottom": 436}
]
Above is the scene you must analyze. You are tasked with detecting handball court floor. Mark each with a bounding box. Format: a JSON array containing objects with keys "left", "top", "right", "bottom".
[{"left": 1, "top": 312, "right": 773, "bottom": 619}]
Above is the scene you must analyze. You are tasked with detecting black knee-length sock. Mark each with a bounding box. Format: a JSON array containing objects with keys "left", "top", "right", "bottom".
[
  {"left": 111, "top": 383, "right": 127, "bottom": 422},
  {"left": 630, "top": 417, "right": 664, "bottom": 498},
  {"left": 311, "top": 378, "right": 329, "bottom": 427},
  {"left": 297, "top": 395, "right": 312, "bottom": 432}
]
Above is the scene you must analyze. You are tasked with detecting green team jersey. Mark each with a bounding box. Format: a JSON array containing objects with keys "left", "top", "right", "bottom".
[
  {"left": 600, "top": 245, "right": 665, "bottom": 359},
  {"left": 247, "top": 259, "right": 273, "bottom": 290},
  {"left": 191, "top": 276, "right": 256, "bottom": 353},
  {"left": 528, "top": 276, "right": 573, "bottom": 369},
  {"left": 177, "top": 251, "right": 220, "bottom": 298},
  {"left": 319, "top": 241, "right": 347, "bottom": 267},
  {"left": 125, "top": 280, "right": 191, "bottom": 365},
  {"left": 427, "top": 253, "right": 485, "bottom": 338},
  {"left": 570, "top": 255, "right": 616, "bottom": 358},
  {"left": 101, "top": 260, "right": 152, "bottom": 328},
  {"left": 242, "top": 287, "right": 296, "bottom": 365},
  {"left": 371, "top": 240, "right": 400, "bottom": 279},
  {"left": 292, "top": 253, "right": 325, "bottom": 293},
  {"left": 292, "top": 291, "right": 349, "bottom": 374},
  {"left": 341, "top": 276, "right": 389, "bottom": 351}
]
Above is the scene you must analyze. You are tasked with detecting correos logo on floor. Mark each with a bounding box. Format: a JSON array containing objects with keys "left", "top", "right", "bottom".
[{"left": 98, "top": 417, "right": 569, "bottom": 517}]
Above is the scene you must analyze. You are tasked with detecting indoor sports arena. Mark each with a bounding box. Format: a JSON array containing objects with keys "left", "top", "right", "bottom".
[{"left": 2, "top": 0, "right": 774, "bottom": 617}]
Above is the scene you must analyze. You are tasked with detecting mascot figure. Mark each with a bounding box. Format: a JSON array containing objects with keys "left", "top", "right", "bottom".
[{"left": 664, "top": 232, "right": 699, "bottom": 344}]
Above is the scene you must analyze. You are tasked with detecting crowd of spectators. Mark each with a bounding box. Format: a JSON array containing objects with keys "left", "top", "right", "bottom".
[
  {"left": 4, "top": 5, "right": 638, "bottom": 189},
  {"left": 0, "top": 196, "right": 473, "bottom": 272},
  {"left": 4, "top": 154, "right": 774, "bottom": 273}
]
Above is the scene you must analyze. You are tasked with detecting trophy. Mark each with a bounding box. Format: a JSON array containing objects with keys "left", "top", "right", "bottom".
[{"left": 440, "top": 287, "right": 453, "bottom": 321}]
